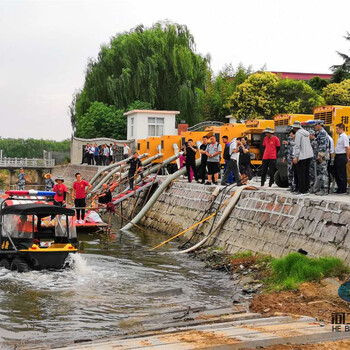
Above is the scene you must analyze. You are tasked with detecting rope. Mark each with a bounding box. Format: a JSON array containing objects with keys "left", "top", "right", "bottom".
[
  {"left": 179, "top": 183, "right": 237, "bottom": 248},
  {"left": 150, "top": 191, "right": 235, "bottom": 251},
  {"left": 150, "top": 212, "right": 217, "bottom": 251}
]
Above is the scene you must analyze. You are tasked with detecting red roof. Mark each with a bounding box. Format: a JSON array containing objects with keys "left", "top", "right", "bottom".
[{"left": 270, "top": 71, "right": 332, "bottom": 80}]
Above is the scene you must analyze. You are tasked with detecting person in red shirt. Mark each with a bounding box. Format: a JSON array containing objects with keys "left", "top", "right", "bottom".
[
  {"left": 53, "top": 176, "right": 67, "bottom": 206},
  {"left": 261, "top": 127, "right": 280, "bottom": 187},
  {"left": 71, "top": 173, "right": 92, "bottom": 223}
]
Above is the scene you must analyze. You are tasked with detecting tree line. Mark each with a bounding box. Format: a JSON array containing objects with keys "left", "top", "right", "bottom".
[
  {"left": 70, "top": 23, "right": 350, "bottom": 138},
  {"left": 0, "top": 138, "right": 70, "bottom": 158}
]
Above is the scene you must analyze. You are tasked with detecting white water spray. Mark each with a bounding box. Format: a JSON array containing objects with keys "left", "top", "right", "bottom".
[{"left": 69, "top": 253, "right": 92, "bottom": 275}]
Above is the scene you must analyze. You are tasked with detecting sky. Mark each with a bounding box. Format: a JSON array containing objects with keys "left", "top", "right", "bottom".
[{"left": 0, "top": 0, "right": 349, "bottom": 141}]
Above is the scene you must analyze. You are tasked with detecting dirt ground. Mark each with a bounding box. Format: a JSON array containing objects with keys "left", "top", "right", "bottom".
[
  {"left": 250, "top": 278, "right": 350, "bottom": 349},
  {"left": 159, "top": 329, "right": 239, "bottom": 348},
  {"left": 250, "top": 278, "right": 350, "bottom": 323},
  {"left": 253, "top": 339, "right": 350, "bottom": 349}
]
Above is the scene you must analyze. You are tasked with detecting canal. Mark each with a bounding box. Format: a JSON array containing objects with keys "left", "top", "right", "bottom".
[{"left": 0, "top": 223, "right": 236, "bottom": 349}]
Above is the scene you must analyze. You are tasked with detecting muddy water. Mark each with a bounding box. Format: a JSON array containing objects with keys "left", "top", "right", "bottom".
[{"left": 0, "top": 224, "right": 236, "bottom": 349}]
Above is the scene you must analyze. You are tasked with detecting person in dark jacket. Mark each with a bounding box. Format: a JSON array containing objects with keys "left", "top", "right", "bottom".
[
  {"left": 238, "top": 137, "right": 252, "bottom": 184},
  {"left": 183, "top": 139, "right": 198, "bottom": 183},
  {"left": 198, "top": 136, "right": 208, "bottom": 184},
  {"left": 125, "top": 152, "right": 143, "bottom": 190}
]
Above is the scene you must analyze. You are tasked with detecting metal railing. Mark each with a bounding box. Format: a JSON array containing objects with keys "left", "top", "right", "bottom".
[
  {"left": 187, "top": 121, "right": 224, "bottom": 132},
  {"left": 0, "top": 157, "right": 55, "bottom": 168}
]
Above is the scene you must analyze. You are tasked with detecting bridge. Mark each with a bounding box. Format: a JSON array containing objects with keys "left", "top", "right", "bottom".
[
  {"left": 0, "top": 156, "right": 55, "bottom": 189},
  {"left": 0, "top": 157, "right": 55, "bottom": 169}
]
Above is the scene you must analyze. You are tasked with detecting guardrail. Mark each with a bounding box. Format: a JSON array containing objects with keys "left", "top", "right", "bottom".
[
  {"left": 0, "top": 158, "right": 55, "bottom": 168},
  {"left": 188, "top": 121, "right": 224, "bottom": 132}
]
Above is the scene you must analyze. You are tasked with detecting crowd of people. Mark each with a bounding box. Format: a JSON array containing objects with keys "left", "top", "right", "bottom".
[
  {"left": 15, "top": 122, "right": 350, "bottom": 214},
  {"left": 182, "top": 134, "right": 253, "bottom": 186},
  {"left": 181, "top": 121, "right": 350, "bottom": 196},
  {"left": 81, "top": 142, "right": 131, "bottom": 166},
  {"left": 280, "top": 121, "right": 348, "bottom": 195}
]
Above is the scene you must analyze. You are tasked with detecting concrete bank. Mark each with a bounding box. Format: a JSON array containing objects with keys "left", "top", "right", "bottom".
[
  {"left": 60, "top": 309, "right": 349, "bottom": 349},
  {"left": 137, "top": 181, "right": 350, "bottom": 264},
  {"left": 51, "top": 164, "right": 103, "bottom": 187}
]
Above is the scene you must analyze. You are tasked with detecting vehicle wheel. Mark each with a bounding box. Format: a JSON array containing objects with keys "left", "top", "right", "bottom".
[
  {"left": 0, "top": 258, "right": 10, "bottom": 270},
  {"left": 274, "top": 170, "right": 289, "bottom": 188},
  {"left": 10, "top": 257, "right": 30, "bottom": 273}
]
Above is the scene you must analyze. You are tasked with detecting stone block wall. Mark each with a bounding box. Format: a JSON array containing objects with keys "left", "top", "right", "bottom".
[
  {"left": 139, "top": 182, "right": 350, "bottom": 264},
  {"left": 51, "top": 164, "right": 102, "bottom": 188}
]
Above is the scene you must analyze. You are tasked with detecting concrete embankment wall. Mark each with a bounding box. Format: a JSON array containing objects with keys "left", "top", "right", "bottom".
[
  {"left": 138, "top": 182, "right": 350, "bottom": 264},
  {"left": 51, "top": 164, "right": 103, "bottom": 188}
]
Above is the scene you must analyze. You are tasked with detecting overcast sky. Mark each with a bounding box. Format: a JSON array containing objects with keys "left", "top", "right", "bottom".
[{"left": 0, "top": 0, "right": 349, "bottom": 141}]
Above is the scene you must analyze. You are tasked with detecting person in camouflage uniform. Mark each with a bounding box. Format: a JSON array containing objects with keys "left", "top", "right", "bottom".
[
  {"left": 282, "top": 131, "right": 296, "bottom": 191},
  {"left": 44, "top": 173, "right": 55, "bottom": 191},
  {"left": 309, "top": 131, "right": 318, "bottom": 193},
  {"left": 314, "top": 122, "right": 329, "bottom": 195},
  {"left": 17, "top": 168, "right": 26, "bottom": 190}
]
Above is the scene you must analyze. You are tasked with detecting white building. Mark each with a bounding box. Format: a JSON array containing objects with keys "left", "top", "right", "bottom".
[
  {"left": 124, "top": 109, "right": 179, "bottom": 141},
  {"left": 225, "top": 115, "right": 237, "bottom": 124}
]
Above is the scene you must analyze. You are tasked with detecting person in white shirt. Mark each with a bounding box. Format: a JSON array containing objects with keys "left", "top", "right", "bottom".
[
  {"left": 88, "top": 145, "right": 95, "bottom": 165},
  {"left": 334, "top": 123, "right": 350, "bottom": 194},
  {"left": 327, "top": 133, "right": 335, "bottom": 193},
  {"left": 103, "top": 144, "right": 110, "bottom": 165},
  {"left": 123, "top": 143, "right": 131, "bottom": 159},
  {"left": 221, "top": 138, "right": 242, "bottom": 186}
]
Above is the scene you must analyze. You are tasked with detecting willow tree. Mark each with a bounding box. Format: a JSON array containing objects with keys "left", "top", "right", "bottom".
[{"left": 70, "top": 22, "right": 208, "bottom": 133}]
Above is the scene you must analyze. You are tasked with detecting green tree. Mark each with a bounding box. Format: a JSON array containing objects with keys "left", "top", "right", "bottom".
[
  {"left": 71, "top": 21, "right": 208, "bottom": 134},
  {"left": 331, "top": 32, "right": 350, "bottom": 83},
  {"left": 276, "top": 78, "right": 324, "bottom": 114},
  {"left": 202, "top": 63, "right": 252, "bottom": 121},
  {"left": 227, "top": 72, "right": 323, "bottom": 120},
  {"left": 126, "top": 100, "right": 152, "bottom": 112},
  {"left": 75, "top": 102, "right": 127, "bottom": 139},
  {"left": 0, "top": 139, "right": 70, "bottom": 158},
  {"left": 226, "top": 72, "right": 279, "bottom": 120},
  {"left": 307, "top": 76, "right": 329, "bottom": 93},
  {"left": 323, "top": 79, "right": 350, "bottom": 105}
]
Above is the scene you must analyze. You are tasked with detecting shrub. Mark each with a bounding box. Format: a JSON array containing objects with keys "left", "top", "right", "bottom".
[{"left": 269, "top": 253, "right": 349, "bottom": 290}]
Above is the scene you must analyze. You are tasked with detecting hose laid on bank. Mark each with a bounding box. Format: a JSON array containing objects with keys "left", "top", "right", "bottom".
[
  {"left": 150, "top": 212, "right": 217, "bottom": 251},
  {"left": 173, "top": 185, "right": 246, "bottom": 254},
  {"left": 120, "top": 157, "right": 201, "bottom": 231},
  {"left": 179, "top": 183, "right": 232, "bottom": 249},
  {"left": 151, "top": 183, "right": 237, "bottom": 251}
]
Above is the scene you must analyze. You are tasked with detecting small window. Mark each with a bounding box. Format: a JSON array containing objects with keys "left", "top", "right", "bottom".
[
  {"left": 148, "top": 117, "right": 164, "bottom": 137},
  {"left": 148, "top": 125, "right": 156, "bottom": 136}
]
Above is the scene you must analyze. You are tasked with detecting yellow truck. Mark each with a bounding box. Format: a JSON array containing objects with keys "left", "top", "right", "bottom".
[
  {"left": 313, "top": 105, "right": 350, "bottom": 184},
  {"left": 145, "top": 137, "right": 162, "bottom": 160},
  {"left": 137, "top": 139, "right": 147, "bottom": 155},
  {"left": 241, "top": 119, "right": 275, "bottom": 174},
  {"left": 313, "top": 105, "right": 350, "bottom": 145},
  {"left": 273, "top": 114, "right": 313, "bottom": 127}
]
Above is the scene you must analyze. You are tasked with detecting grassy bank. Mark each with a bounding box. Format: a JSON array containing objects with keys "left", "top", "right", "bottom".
[
  {"left": 194, "top": 248, "right": 349, "bottom": 292},
  {"left": 195, "top": 248, "right": 350, "bottom": 322},
  {"left": 267, "top": 252, "right": 349, "bottom": 291}
]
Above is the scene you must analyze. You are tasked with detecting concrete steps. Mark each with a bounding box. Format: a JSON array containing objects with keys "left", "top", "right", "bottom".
[{"left": 59, "top": 307, "right": 350, "bottom": 349}]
